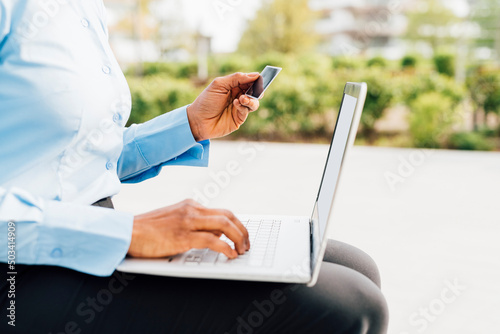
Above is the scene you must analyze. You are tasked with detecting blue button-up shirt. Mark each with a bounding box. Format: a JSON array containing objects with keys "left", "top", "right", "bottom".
[{"left": 0, "top": 0, "right": 209, "bottom": 276}]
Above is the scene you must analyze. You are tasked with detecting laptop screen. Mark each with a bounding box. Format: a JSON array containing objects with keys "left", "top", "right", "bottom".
[{"left": 315, "top": 93, "right": 358, "bottom": 241}]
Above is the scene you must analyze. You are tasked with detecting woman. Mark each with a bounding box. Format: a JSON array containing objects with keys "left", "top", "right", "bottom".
[{"left": 0, "top": 1, "right": 388, "bottom": 333}]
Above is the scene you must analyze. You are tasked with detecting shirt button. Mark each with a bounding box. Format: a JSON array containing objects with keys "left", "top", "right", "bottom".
[
  {"left": 81, "top": 19, "right": 89, "bottom": 28},
  {"left": 51, "top": 248, "right": 63, "bottom": 258},
  {"left": 106, "top": 161, "right": 113, "bottom": 170},
  {"left": 102, "top": 65, "right": 110, "bottom": 74},
  {"left": 112, "top": 113, "right": 121, "bottom": 123}
]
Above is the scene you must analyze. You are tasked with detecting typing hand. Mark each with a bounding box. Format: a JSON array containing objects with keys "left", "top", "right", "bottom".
[
  {"left": 128, "top": 199, "right": 250, "bottom": 259},
  {"left": 186, "top": 72, "right": 260, "bottom": 141}
]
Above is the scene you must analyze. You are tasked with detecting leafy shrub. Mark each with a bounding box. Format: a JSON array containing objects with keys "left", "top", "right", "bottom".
[
  {"left": 408, "top": 92, "right": 457, "bottom": 148},
  {"left": 332, "top": 56, "right": 364, "bottom": 69},
  {"left": 401, "top": 55, "right": 418, "bottom": 69},
  {"left": 478, "top": 126, "right": 499, "bottom": 138},
  {"left": 128, "top": 61, "right": 198, "bottom": 79},
  {"left": 296, "top": 54, "right": 332, "bottom": 78},
  {"left": 213, "top": 54, "right": 253, "bottom": 75},
  {"left": 466, "top": 66, "right": 500, "bottom": 116},
  {"left": 433, "top": 53, "right": 455, "bottom": 77},
  {"left": 238, "top": 71, "right": 342, "bottom": 139},
  {"left": 176, "top": 62, "right": 198, "bottom": 78},
  {"left": 126, "top": 75, "right": 201, "bottom": 126},
  {"left": 367, "top": 56, "right": 387, "bottom": 68},
  {"left": 121, "top": 53, "right": 496, "bottom": 151},
  {"left": 400, "top": 72, "right": 465, "bottom": 108},
  {"left": 448, "top": 132, "right": 493, "bottom": 151},
  {"left": 141, "top": 62, "right": 178, "bottom": 77},
  {"left": 251, "top": 52, "right": 294, "bottom": 73},
  {"left": 356, "top": 69, "right": 394, "bottom": 138}
]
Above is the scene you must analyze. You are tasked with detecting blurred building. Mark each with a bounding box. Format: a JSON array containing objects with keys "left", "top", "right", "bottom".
[
  {"left": 105, "top": 0, "right": 416, "bottom": 64},
  {"left": 104, "top": 0, "right": 198, "bottom": 66},
  {"left": 467, "top": 0, "right": 500, "bottom": 62},
  {"left": 105, "top": 0, "right": 491, "bottom": 65},
  {"left": 310, "top": 0, "right": 412, "bottom": 59},
  {"left": 104, "top": 0, "right": 161, "bottom": 65}
]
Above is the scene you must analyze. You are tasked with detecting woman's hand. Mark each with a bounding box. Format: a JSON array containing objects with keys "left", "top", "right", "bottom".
[
  {"left": 128, "top": 199, "right": 250, "bottom": 259},
  {"left": 187, "top": 72, "right": 261, "bottom": 141}
]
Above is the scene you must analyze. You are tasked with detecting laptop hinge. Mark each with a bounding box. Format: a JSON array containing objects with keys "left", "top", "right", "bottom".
[{"left": 309, "top": 219, "right": 314, "bottom": 271}]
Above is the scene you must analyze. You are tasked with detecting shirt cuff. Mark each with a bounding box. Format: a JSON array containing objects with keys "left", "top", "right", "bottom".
[{"left": 118, "top": 106, "right": 210, "bottom": 183}]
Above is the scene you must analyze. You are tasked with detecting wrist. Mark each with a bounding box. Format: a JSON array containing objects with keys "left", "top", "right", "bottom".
[
  {"left": 128, "top": 216, "right": 145, "bottom": 257},
  {"left": 186, "top": 105, "right": 204, "bottom": 142}
]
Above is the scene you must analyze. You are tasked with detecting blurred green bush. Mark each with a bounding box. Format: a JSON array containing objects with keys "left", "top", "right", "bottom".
[
  {"left": 433, "top": 53, "right": 455, "bottom": 77},
  {"left": 332, "top": 56, "right": 365, "bottom": 70},
  {"left": 126, "top": 75, "right": 201, "bottom": 126},
  {"left": 127, "top": 61, "right": 198, "bottom": 79},
  {"left": 237, "top": 62, "right": 342, "bottom": 140},
  {"left": 123, "top": 53, "right": 498, "bottom": 150},
  {"left": 401, "top": 55, "right": 418, "bottom": 69},
  {"left": 466, "top": 66, "right": 500, "bottom": 130},
  {"left": 399, "top": 72, "right": 465, "bottom": 107},
  {"left": 447, "top": 131, "right": 493, "bottom": 151},
  {"left": 408, "top": 92, "right": 457, "bottom": 148},
  {"left": 367, "top": 56, "right": 387, "bottom": 68},
  {"left": 211, "top": 54, "right": 253, "bottom": 75},
  {"left": 357, "top": 69, "right": 394, "bottom": 138}
]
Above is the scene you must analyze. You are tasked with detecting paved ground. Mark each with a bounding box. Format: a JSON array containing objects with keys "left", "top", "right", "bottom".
[{"left": 114, "top": 140, "right": 500, "bottom": 334}]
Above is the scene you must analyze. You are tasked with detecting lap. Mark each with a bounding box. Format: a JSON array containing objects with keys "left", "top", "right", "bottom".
[
  {"left": 0, "top": 240, "right": 387, "bottom": 334},
  {"left": 323, "top": 239, "right": 382, "bottom": 288}
]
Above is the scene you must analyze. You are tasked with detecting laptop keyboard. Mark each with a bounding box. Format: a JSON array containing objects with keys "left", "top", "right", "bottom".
[{"left": 183, "top": 219, "right": 281, "bottom": 267}]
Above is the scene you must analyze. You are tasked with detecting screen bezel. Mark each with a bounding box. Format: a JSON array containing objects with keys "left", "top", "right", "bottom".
[{"left": 307, "top": 82, "right": 367, "bottom": 287}]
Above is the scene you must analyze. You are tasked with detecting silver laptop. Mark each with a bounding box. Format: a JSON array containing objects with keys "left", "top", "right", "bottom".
[{"left": 118, "top": 82, "right": 367, "bottom": 287}]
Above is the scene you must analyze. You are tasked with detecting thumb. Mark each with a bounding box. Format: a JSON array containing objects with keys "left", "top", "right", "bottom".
[{"left": 226, "top": 72, "right": 260, "bottom": 87}]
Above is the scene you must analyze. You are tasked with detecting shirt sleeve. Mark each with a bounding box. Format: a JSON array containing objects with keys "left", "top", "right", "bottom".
[
  {"left": 0, "top": 186, "right": 134, "bottom": 277},
  {"left": 118, "top": 105, "right": 210, "bottom": 183}
]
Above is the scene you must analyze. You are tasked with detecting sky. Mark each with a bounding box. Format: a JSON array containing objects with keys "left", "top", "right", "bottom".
[
  {"left": 441, "top": 0, "right": 470, "bottom": 17},
  {"left": 179, "top": 0, "right": 263, "bottom": 53}
]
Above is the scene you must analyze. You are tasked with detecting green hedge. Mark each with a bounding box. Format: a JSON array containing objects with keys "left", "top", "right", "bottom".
[
  {"left": 126, "top": 75, "right": 201, "bottom": 126},
  {"left": 408, "top": 92, "right": 457, "bottom": 148},
  {"left": 448, "top": 132, "right": 493, "bottom": 151},
  {"left": 367, "top": 56, "right": 388, "bottom": 68},
  {"left": 401, "top": 55, "right": 418, "bottom": 69},
  {"left": 397, "top": 71, "right": 465, "bottom": 107},
  {"left": 123, "top": 53, "right": 498, "bottom": 149},
  {"left": 467, "top": 66, "right": 500, "bottom": 118},
  {"left": 126, "top": 62, "right": 198, "bottom": 79},
  {"left": 433, "top": 53, "right": 455, "bottom": 77}
]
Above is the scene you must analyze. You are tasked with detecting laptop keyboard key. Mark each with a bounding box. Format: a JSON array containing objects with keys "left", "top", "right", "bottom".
[
  {"left": 183, "top": 219, "right": 281, "bottom": 268},
  {"left": 200, "top": 250, "right": 218, "bottom": 264}
]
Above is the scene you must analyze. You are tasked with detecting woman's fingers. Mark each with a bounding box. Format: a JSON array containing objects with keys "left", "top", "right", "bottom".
[
  {"left": 233, "top": 95, "right": 259, "bottom": 127},
  {"left": 233, "top": 98, "right": 250, "bottom": 124},
  {"left": 190, "top": 232, "right": 239, "bottom": 259},
  {"left": 130, "top": 199, "right": 250, "bottom": 259},
  {"left": 191, "top": 215, "right": 247, "bottom": 254},
  {"left": 188, "top": 201, "right": 249, "bottom": 251},
  {"left": 208, "top": 208, "right": 250, "bottom": 250},
  {"left": 196, "top": 206, "right": 250, "bottom": 250},
  {"left": 238, "top": 95, "right": 259, "bottom": 112},
  {"left": 224, "top": 72, "right": 260, "bottom": 89}
]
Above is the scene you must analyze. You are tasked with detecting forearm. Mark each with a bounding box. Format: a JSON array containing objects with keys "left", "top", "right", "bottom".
[{"left": 117, "top": 106, "right": 210, "bottom": 183}]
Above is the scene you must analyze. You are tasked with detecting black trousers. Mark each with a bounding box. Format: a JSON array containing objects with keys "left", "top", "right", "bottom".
[{"left": 0, "top": 199, "right": 388, "bottom": 334}]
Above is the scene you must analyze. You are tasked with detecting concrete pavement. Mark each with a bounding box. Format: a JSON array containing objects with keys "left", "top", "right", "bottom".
[{"left": 114, "top": 140, "right": 500, "bottom": 334}]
